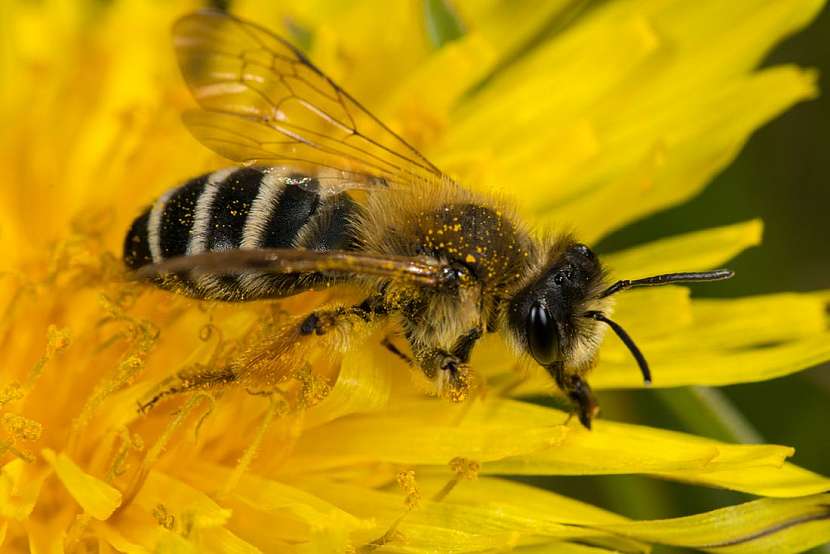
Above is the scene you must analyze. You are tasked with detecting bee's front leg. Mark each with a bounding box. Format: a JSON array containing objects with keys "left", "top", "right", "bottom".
[{"left": 546, "top": 361, "right": 599, "bottom": 429}]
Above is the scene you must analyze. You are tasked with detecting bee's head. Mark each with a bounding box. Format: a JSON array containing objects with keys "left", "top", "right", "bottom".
[
  {"left": 507, "top": 237, "right": 734, "bottom": 384},
  {"left": 508, "top": 240, "right": 609, "bottom": 372}
]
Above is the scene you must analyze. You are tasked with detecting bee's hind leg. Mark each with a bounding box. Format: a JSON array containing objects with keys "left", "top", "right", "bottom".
[
  {"left": 299, "top": 294, "right": 388, "bottom": 336},
  {"left": 138, "top": 366, "right": 237, "bottom": 413}
]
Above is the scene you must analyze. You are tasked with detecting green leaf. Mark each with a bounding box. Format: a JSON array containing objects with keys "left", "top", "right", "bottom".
[
  {"left": 423, "top": 0, "right": 466, "bottom": 48},
  {"left": 654, "top": 386, "right": 763, "bottom": 444}
]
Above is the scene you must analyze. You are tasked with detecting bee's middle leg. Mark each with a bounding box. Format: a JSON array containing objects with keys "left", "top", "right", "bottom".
[
  {"left": 412, "top": 327, "right": 483, "bottom": 402},
  {"left": 299, "top": 295, "right": 387, "bottom": 336}
]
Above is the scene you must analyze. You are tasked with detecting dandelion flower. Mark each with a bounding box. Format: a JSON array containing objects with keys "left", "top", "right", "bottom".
[{"left": 2, "top": 1, "right": 830, "bottom": 552}]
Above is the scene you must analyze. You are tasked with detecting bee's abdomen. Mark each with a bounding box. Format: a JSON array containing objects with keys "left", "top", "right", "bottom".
[{"left": 123, "top": 167, "right": 360, "bottom": 301}]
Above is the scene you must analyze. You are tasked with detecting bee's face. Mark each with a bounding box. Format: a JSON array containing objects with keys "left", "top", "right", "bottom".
[{"left": 508, "top": 242, "right": 606, "bottom": 367}]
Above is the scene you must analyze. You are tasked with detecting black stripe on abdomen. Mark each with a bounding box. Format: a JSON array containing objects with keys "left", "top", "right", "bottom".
[
  {"left": 297, "top": 193, "right": 360, "bottom": 251},
  {"left": 233, "top": 175, "right": 322, "bottom": 299},
  {"left": 206, "top": 167, "right": 264, "bottom": 252},
  {"left": 263, "top": 192, "right": 362, "bottom": 296},
  {"left": 261, "top": 174, "right": 320, "bottom": 249},
  {"left": 123, "top": 208, "right": 153, "bottom": 270},
  {"left": 159, "top": 174, "right": 208, "bottom": 259}
]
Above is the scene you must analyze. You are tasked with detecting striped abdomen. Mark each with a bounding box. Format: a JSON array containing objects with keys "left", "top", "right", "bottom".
[{"left": 124, "top": 167, "right": 360, "bottom": 301}]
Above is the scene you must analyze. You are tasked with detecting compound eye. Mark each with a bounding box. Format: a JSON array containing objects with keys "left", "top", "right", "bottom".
[{"left": 527, "top": 302, "right": 558, "bottom": 365}]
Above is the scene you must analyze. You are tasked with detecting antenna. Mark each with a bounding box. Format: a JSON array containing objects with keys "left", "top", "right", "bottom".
[
  {"left": 600, "top": 269, "right": 734, "bottom": 298},
  {"left": 584, "top": 311, "right": 651, "bottom": 384}
]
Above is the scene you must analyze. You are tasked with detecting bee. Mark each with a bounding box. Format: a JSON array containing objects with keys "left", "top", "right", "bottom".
[{"left": 126, "top": 10, "right": 733, "bottom": 428}]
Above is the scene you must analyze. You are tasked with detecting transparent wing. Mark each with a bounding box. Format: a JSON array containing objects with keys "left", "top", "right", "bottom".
[
  {"left": 135, "top": 248, "right": 450, "bottom": 287},
  {"left": 173, "top": 10, "right": 447, "bottom": 190}
]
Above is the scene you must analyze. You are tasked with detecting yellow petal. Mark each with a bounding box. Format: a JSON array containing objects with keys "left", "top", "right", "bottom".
[
  {"left": 41, "top": 448, "right": 121, "bottom": 520},
  {"left": 478, "top": 402, "right": 793, "bottom": 482},
  {"left": 179, "top": 462, "right": 365, "bottom": 551},
  {"left": 659, "top": 462, "right": 830, "bottom": 498},
  {"left": 101, "top": 504, "right": 195, "bottom": 554},
  {"left": 595, "top": 494, "right": 830, "bottom": 553},
  {"left": 677, "top": 293, "right": 826, "bottom": 346},
  {"left": 389, "top": 1, "right": 577, "bottom": 152},
  {"left": 544, "top": 66, "right": 817, "bottom": 242},
  {"left": 611, "top": 287, "right": 694, "bottom": 341},
  {"left": 133, "top": 471, "right": 230, "bottom": 529},
  {"left": 591, "top": 331, "right": 830, "bottom": 389},
  {"left": 302, "top": 476, "right": 646, "bottom": 552},
  {"left": 602, "top": 219, "right": 762, "bottom": 277},
  {"left": 431, "top": 476, "right": 627, "bottom": 525},
  {"left": 289, "top": 397, "right": 805, "bottom": 497},
  {"left": 445, "top": 401, "right": 827, "bottom": 498},
  {"left": 189, "top": 461, "right": 366, "bottom": 528},
  {"left": 0, "top": 458, "right": 52, "bottom": 520},
  {"left": 148, "top": 532, "right": 198, "bottom": 554},
  {"left": 442, "top": 7, "right": 663, "bottom": 170},
  {"left": 1, "top": 0, "right": 207, "bottom": 265},
  {"left": 303, "top": 346, "right": 393, "bottom": 429},
  {"left": 195, "top": 527, "right": 263, "bottom": 554},
  {"left": 510, "top": 543, "right": 625, "bottom": 554},
  {"left": 282, "top": 399, "right": 568, "bottom": 471},
  {"left": 304, "top": 2, "right": 434, "bottom": 106},
  {"left": 24, "top": 514, "right": 74, "bottom": 554},
  {"left": 92, "top": 521, "right": 149, "bottom": 554}
]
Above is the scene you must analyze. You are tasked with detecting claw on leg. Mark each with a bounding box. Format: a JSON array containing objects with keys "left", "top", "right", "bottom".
[
  {"left": 546, "top": 362, "right": 599, "bottom": 429},
  {"left": 437, "top": 356, "right": 475, "bottom": 403},
  {"left": 567, "top": 375, "right": 599, "bottom": 429}
]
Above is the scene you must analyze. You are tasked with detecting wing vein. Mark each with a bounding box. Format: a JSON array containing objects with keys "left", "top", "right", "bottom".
[{"left": 173, "top": 9, "right": 447, "bottom": 192}]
